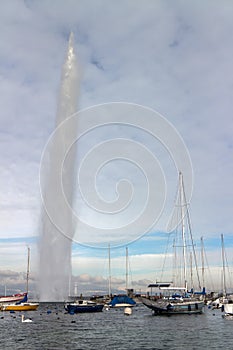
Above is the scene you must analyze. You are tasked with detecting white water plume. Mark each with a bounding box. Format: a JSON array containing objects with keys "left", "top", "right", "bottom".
[{"left": 39, "top": 32, "right": 79, "bottom": 301}]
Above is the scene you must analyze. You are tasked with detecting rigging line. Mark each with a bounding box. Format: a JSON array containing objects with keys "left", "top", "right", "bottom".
[
  {"left": 182, "top": 178, "right": 202, "bottom": 291},
  {"left": 171, "top": 197, "right": 180, "bottom": 286},
  {"left": 172, "top": 237, "right": 176, "bottom": 286},
  {"left": 159, "top": 233, "right": 172, "bottom": 282},
  {"left": 128, "top": 254, "right": 134, "bottom": 288},
  {"left": 224, "top": 242, "right": 232, "bottom": 291},
  {"left": 186, "top": 208, "right": 201, "bottom": 290},
  {"left": 178, "top": 172, "right": 187, "bottom": 285},
  {"left": 203, "top": 240, "right": 215, "bottom": 291},
  {"left": 221, "top": 234, "right": 227, "bottom": 296}
]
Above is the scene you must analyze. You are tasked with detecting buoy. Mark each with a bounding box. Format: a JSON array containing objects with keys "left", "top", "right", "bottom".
[{"left": 124, "top": 307, "right": 132, "bottom": 316}]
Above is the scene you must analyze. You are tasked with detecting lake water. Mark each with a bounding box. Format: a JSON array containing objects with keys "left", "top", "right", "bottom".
[{"left": 0, "top": 303, "right": 231, "bottom": 349}]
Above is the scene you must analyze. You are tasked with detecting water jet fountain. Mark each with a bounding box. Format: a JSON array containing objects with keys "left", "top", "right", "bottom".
[{"left": 39, "top": 33, "right": 79, "bottom": 301}]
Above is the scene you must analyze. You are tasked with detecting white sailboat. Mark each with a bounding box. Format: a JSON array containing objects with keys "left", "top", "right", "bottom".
[
  {"left": 1, "top": 247, "right": 39, "bottom": 311},
  {"left": 141, "top": 172, "right": 205, "bottom": 315},
  {"left": 218, "top": 234, "right": 233, "bottom": 316}
]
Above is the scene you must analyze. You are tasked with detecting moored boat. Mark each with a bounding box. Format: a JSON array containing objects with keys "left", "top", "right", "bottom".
[
  {"left": 65, "top": 299, "right": 104, "bottom": 313},
  {"left": 108, "top": 295, "right": 136, "bottom": 308},
  {"left": 1, "top": 302, "right": 39, "bottom": 311},
  {"left": 0, "top": 292, "right": 27, "bottom": 304},
  {"left": 142, "top": 172, "right": 205, "bottom": 316},
  {"left": 141, "top": 294, "right": 204, "bottom": 315},
  {"left": 223, "top": 303, "right": 233, "bottom": 315},
  {"left": 0, "top": 247, "right": 39, "bottom": 312}
]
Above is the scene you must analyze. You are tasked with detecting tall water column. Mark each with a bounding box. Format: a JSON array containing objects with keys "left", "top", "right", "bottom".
[{"left": 39, "top": 33, "right": 79, "bottom": 301}]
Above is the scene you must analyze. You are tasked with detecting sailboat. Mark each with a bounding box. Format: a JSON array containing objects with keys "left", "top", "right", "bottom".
[
  {"left": 141, "top": 172, "right": 205, "bottom": 315},
  {"left": 108, "top": 246, "right": 136, "bottom": 308},
  {"left": 217, "top": 234, "right": 233, "bottom": 316},
  {"left": 1, "top": 247, "right": 39, "bottom": 311},
  {"left": 0, "top": 293, "right": 27, "bottom": 305}
]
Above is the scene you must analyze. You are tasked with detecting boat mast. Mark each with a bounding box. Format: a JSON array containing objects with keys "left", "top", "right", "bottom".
[
  {"left": 26, "top": 246, "right": 30, "bottom": 295},
  {"left": 179, "top": 172, "right": 187, "bottom": 290},
  {"left": 126, "top": 246, "right": 129, "bottom": 291},
  {"left": 201, "top": 236, "right": 205, "bottom": 289},
  {"left": 172, "top": 238, "right": 177, "bottom": 286},
  {"left": 108, "top": 243, "right": 112, "bottom": 297},
  {"left": 190, "top": 251, "right": 193, "bottom": 291},
  {"left": 221, "top": 234, "right": 227, "bottom": 297}
]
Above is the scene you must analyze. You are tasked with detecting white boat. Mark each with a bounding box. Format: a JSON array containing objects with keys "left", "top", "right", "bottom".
[
  {"left": 218, "top": 234, "right": 233, "bottom": 316},
  {"left": 0, "top": 293, "right": 27, "bottom": 304},
  {"left": 224, "top": 303, "right": 233, "bottom": 315},
  {"left": 141, "top": 172, "right": 205, "bottom": 315}
]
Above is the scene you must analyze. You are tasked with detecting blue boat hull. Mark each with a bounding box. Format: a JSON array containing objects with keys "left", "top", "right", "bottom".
[{"left": 66, "top": 304, "right": 104, "bottom": 314}]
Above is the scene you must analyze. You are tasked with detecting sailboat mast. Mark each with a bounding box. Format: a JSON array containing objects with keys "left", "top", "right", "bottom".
[
  {"left": 108, "top": 243, "right": 112, "bottom": 297},
  {"left": 179, "top": 172, "right": 187, "bottom": 289},
  {"left": 201, "top": 236, "right": 205, "bottom": 289},
  {"left": 221, "top": 234, "right": 227, "bottom": 297},
  {"left": 190, "top": 252, "right": 193, "bottom": 291},
  {"left": 172, "top": 238, "right": 177, "bottom": 286},
  {"left": 126, "top": 246, "right": 129, "bottom": 291},
  {"left": 26, "top": 247, "right": 30, "bottom": 294}
]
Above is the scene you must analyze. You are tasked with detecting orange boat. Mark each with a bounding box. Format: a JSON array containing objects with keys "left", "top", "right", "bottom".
[{"left": 1, "top": 302, "right": 39, "bottom": 311}]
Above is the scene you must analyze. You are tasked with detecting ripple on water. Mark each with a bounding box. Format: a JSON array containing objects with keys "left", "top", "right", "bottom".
[{"left": 0, "top": 304, "right": 231, "bottom": 350}]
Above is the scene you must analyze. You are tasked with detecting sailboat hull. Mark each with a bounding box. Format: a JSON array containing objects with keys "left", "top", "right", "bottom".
[
  {"left": 1, "top": 303, "right": 39, "bottom": 311},
  {"left": 65, "top": 303, "right": 104, "bottom": 313},
  {"left": 0, "top": 293, "right": 27, "bottom": 304},
  {"left": 141, "top": 297, "right": 204, "bottom": 315},
  {"left": 224, "top": 303, "right": 233, "bottom": 315}
]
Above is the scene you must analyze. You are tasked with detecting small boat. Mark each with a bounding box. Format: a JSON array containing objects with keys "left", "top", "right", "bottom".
[
  {"left": 65, "top": 299, "right": 104, "bottom": 314},
  {"left": 0, "top": 293, "right": 27, "bottom": 304},
  {"left": 1, "top": 302, "right": 39, "bottom": 311},
  {"left": 108, "top": 295, "right": 136, "bottom": 308}
]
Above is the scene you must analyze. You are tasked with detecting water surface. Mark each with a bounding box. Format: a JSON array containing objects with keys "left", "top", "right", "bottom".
[{"left": 0, "top": 303, "right": 230, "bottom": 349}]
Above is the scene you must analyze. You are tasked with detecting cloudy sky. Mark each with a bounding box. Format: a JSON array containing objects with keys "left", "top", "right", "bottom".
[{"left": 1, "top": 0, "right": 233, "bottom": 297}]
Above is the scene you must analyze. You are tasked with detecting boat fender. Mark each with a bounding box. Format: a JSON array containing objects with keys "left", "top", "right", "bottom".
[{"left": 221, "top": 305, "right": 224, "bottom": 312}]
